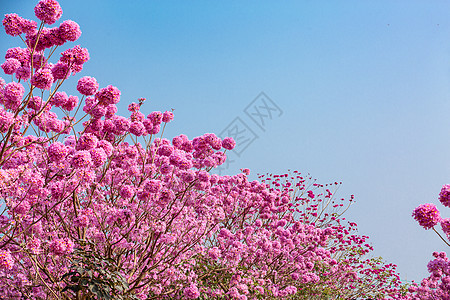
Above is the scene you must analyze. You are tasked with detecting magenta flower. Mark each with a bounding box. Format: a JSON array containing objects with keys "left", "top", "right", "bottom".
[
  {"left": 34, "top": 0, "right": 63, "bottom": 25},
  {"left": 128, "top": 102, "right": 140, "bottom": 112},
  {"left": 2, "top": 13, "right": 24, "bottom": 36},
  {"left": 5, "top": 47, "right": 30, "bottom": 65},
  {"left": 21, "top": 18, "right": 37, "bottom": 35},
  {"left": 120, "top": 185, "right": 134, "bottom": 199},
  {"left": 97, "top": 140, "right": 113, "bottom": 156},
  {"left": 77, "top": 76, "right": 98, "bottom": 96},
  {"left": 112, "top": 116, "right": 130, "bottom": 134},
  {"left": 76, "top": 133, "right": 98, "bottom": 151},
  {"left": 90, "top": 148, "right": 107, "bottom": 167},
  {"left": 51, "top": 61, "right": 70, "bottom": 79},
  {"left": 48, "top": 238, "right": 74, "bottom": 256},
  {"left": 441, "top": 218, "right": 450, "bottom": 236},
  {"left": 31, "top": 68, "right": 54, "bottom": 90},
  {"left": 106, "top": 104, "right": 118, "bottom": 118},
  {"left": 3, "top": 82, "right": 25, "bottom": 104},
  {"left": 184, "top": 283, "right": 200, "bottom": 299},
  {"left": 61, "top": 95, "right": 78, "bottom": 111},
  {"left": 71, "top": 150, "right": 92, "bottom": 168},
  {"left": 47, "top": 142, "right": 68, "bottom": 162},
  {"left": 222, "top": 137, "right": 236, "bottom": 150},
  {"left": 74, "top": 214, "right": 89, "bottom": 228},
  {"left": 1, "top": 58, "right": 21, "bottom": 75},
  {"left": 95, "top": 85, "right": 121, "bottom": 106},
  {"left": 162, "top": 110, "right": 174, "bottom": 123},
  {"left": 50, "top": 91, "right": 68, "bottom": 107},
  {"left": 129, "top": 121, "right": 146, "bottom": 136},
  {"left": 412, "top": 203, "right": 441, "bottom": 229},
  {"left": 27, "top": 96, "right": 42, "bottom": 110},
  {"left": 0, "top": 250, "right": 13, "bottom": 270},
  {"left": 15, "top": 66, "right": 31, "bottom": 81},
  {"left": 440, "top": 184, "right": 450, "bottom": 207},
  {"left": 148, "top": 111, "right": 162, "bottom": 125},
  {"left": 58, "top": 20, "right": 81, "bottom": 42},
  {"left": 60, "top": 45, "right": 89, "bottom": 66},
  {"left": 47, "top": 27, "right": 65, "bottom": 47}
]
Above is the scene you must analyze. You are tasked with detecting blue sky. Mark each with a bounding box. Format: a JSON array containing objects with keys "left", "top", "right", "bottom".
[{"left": 3, "top": 0, "right": 450, "bottom": 283}]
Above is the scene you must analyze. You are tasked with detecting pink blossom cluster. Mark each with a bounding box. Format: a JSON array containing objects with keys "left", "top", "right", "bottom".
[
  {"left": 0, "top": 1, "right": 412, "bottom": 299},
  {"left": 2, "top": 1, "right": 83, "bottom": 89},
  {"left": 408, "top": 252, "right": 450, "bottom": 299},
  {"left": 412, "top": 203, "right": 441, "bottom": 229}
]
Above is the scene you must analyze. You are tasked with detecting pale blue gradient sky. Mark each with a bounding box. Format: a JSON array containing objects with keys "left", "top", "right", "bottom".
[{"left": 2, "top": 0, "right": 450, "bottom": 283}]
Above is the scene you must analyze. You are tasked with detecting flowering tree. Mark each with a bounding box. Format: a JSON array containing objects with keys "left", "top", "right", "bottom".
[
  {"left": 411, "top": 186, "right": 450, "bottom": 299},
  {"left": 0, "top": 1, "right": 411, "bottom": 299}
]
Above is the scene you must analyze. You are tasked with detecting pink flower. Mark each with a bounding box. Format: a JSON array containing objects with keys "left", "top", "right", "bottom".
[
  {"left": 51, "top": 61, "right": 70, "bottom": 79},
  {"left": 27, "top": 96, "right": 42, "bottom": 110},
  {"left": 5, "top": 47, "right": 30, "bottom": 65},
  {"left": 120, "top": 185, "right": 134, "bottom": 199},
  {"left": 31, "top": 52, "right": 46, "bottom": 70},
  {"left": 144, "top": 180, "right": 162, "bottom": 193},
  {"left": 2, "top": 13, "right": 24, "bottom": 36},
  {"left": 48, "top": 238, "right": 74, "bottom": 256},
  {"left": 148, "top": 111, "right": 162, "bottom": 125},
  {"left": 112, "top": 116, "right": 130, "bottom": 135},
  {"left": 204, "top": 133, "right": 222, "bottom": 150},
  {"left": 412, "top": 203, "right": 441, "bottom": 229},
  {"left": 129, "top": 121, "right": 146, "bottom": 136},
  {"left": 172, "top": 134, "right": 189, "bottom": 148},
  {"left": 47, "top": 27, "right": 65, "bottom": 46},
  {"left": 208, "top": 247, "right": 221, "bottom": 260},
  {"left": 0, "top": 250, "right": 13, "bottom": 270},
  {"left": 184, "top": 284, "right": 200, "bottom": 299},
  {"left": 1, "top": 58, "right": 21, "bottom": 75},
  {"left": 74, "top": 214, "right": 89, "bottom": 227},
  {"left": 105, "top": 104, "right": 117, "bottom": 118},
  {"left": 157, "top": 144, "right": 174, "bottom": 156},
  {"left": 3, "top": 82, "right": 25, "bottom": 104},
  {"left": 21, "top": 19, "right": 37, "bottom": 35},
  {"left": 60, "top": 45, "right": 89, "bottom": 66},
  {"left": 440, "top": 184, "right": 450, "bottom": 207},
  {"left": 222, "top": 137, "right": 236, "bottom": 150},
  {"left": 142, "top": 119, "right": 153, "bottom": 133},
  {"left": 162, "top": 111, "right": 174, "bottom": 123},
  {"left": 50, "top": 91, "right": 68, "bottom": 107},
  {"left": 77, "top": 76, "right": 98, "bottom": 96},
  {"left": 76, "top": 133, "right": 98, "bottom": 151},
  {"left": 149, "top": 124, "right": 160, "bottom": 135},
  {"left": 47, "top": 142, "right": 68, "bottom": 162},
  {"left": 0, "top": 111, "right": 14, "bottom": 133},
  {"left": 61, "top": 95, "right": 78, "bottom": 111},
  {"left": 31, "top": 68, "right": 54, "bottom": 90},
  {"left": 90, "top": 148, "right": 107, "bottom": 167},
  {"left": 97, "top": 140, "right": 113, "bottom": 156},
  {"left": 95, "top": 85, "right": 121, "bottom": 106},
  {"left": 89, "top": 106, "right": 107, "bottom": 119},
  {"left": 71, "top": 150, "right": 92, "bottom": 168},
  {"left": 441, "top": 218, "right": 450, "bottom": 236},
  {"left": 241, "top": 168, "right": 250, "bottom": 175},
  {"left": 58, "top": 20, "right": 81, "bottom": 42},
  {"left": 128, "top": 102, "right": 140, "bottom": 112},
  {"left": 34, "top": 0, "right": 63, "bottom": 25},
  {"left": 16, "top": 66, "right": 31, "bottom": 80}
]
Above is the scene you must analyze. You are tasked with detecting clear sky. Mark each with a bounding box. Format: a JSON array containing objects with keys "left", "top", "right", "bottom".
[{"left": 2, "top": 0, "right": 450, "bottom": 283}]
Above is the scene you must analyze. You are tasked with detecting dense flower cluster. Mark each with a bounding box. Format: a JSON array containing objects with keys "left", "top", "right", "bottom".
[
  {"left": 412, "top": 181, "right": 450, "bottom": 297},
  {"left": 34, "top": 0, "right": 62, "bottom": 25},
  {"left": 0, "top": 1, "right": 412, "bottom": 299},
  {"left": 408, "top": 252, "right": 450, "bottom": 299},
  {"left": 440, "top": 184, "right": 450, "bottom": 207},
  {"left": 412, "top": 203, "right": 441, "bottom": 229}
]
